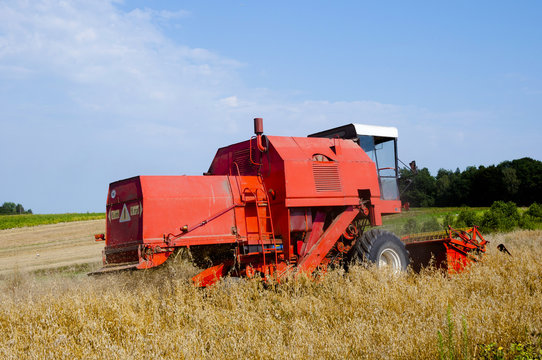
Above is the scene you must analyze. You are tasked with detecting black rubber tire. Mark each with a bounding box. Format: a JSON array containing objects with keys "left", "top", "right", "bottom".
[{"left": 350, "top": 229, "right": 409, "bottom": 271}]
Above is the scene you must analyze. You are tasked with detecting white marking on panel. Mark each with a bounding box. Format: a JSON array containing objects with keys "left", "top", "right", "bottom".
[
  {"left": 110, "top": 209, "right": 120, "bottom": 220},
  {"left": 119, "top": 204, "right": 131, "bottom": 223},
  {"left": 130, "top": 204, "right": 139, "bottom": 216}
]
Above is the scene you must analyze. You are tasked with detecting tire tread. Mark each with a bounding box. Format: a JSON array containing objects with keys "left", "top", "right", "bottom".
[{"left": 350, "top": 229, "right": 409, "bottom": 270}]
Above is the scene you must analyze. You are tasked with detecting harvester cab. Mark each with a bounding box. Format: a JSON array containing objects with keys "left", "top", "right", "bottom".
[
  {"left": 91, "top": 118, "right": 487, "bottom": 285},
  {"left": 309, "top": 123, "right": 400, "bottom": 201}
]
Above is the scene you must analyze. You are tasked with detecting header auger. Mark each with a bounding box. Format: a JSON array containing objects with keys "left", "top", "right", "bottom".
[{"left": 91, "top": 118, "right": 487, "bottom": 285}]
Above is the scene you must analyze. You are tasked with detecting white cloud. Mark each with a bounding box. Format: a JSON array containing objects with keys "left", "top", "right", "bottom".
[
  {"left": 219, "top": 96, "right": 239, "bottom": 108},
  {"left": 0, "top": 0, "right": 241, "bottom": 123}
]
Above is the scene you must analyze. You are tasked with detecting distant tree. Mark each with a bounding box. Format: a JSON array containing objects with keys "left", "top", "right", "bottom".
[
  {"left": 0, "top": 202, "right": 16, "bottom": 214},
  {"left": 502, "top": 167, "right": 520, "bottom": 198},
  {"left": 508, "top": 158, "right": 542, "bottom": 205},
  {"left": 434, "top": 168, "right": 469, "bottom": 206},
  {"left": 470, "top": 165, "right": 502, "bottom": 206},
  {"left": 399, "top": 168, "right": 436, "bottom": 207},
  {"left": 435, "top": 169, "right": 451, "bottom": 206},
  {"left": 15, "top": 204, "right": 24, "bottom": 214},
  {"left": 400, "top": 158, "right": 542, "bottom": 207},
  {"left": 0, "top": 202, "right": 32, "bottom": 215}
]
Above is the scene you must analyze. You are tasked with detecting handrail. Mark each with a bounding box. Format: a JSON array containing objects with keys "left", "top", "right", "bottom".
[{"left": 165, "top": 204, "right": 240, "bottom": 242}]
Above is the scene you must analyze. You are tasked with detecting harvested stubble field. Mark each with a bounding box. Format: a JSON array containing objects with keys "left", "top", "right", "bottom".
[
  {"left": 0, "top": 220, "right": 105, "bottom": 274},
  {"left": 0, "top": 230, "right": 540, "bottom": 359}
]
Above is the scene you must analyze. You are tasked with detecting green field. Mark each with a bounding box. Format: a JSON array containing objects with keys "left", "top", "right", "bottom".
[
  {"left": 0, "top": 213, "right": 106, "bottom": 230},
  {"left": 379, "top": 207, "right": 488, "bottom": 236}
]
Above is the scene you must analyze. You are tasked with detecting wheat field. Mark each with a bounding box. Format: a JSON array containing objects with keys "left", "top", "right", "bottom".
[{"left": 0, "top": 230, "right": 540, "bottom": 359}]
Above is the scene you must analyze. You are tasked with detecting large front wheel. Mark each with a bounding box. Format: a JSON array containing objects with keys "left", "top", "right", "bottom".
[{"left": 350, "top": 229, "right": 409, "bottom": 272}]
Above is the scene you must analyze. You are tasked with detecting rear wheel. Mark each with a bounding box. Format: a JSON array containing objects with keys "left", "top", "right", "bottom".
[{"left": 350, "top": 229, "right": 409, "bottom": 272}]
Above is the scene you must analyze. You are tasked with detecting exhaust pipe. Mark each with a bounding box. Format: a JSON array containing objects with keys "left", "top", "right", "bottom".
[{"left": 254, "top": 117, "right": 267, "bottom": 152}]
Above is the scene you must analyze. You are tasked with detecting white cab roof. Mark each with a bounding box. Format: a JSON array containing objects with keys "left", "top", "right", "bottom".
[{"left": 353, "top": 123, "right": 398, "bottom": 138}]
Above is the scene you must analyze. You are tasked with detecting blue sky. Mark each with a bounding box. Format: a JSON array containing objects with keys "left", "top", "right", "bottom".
[{"left": 0, "top": 0, "right": 541, "bottom": 213}]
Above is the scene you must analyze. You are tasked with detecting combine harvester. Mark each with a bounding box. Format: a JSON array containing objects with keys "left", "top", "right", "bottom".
[{"left": 92, "top": 118, "right": 487, "bottom": 285}]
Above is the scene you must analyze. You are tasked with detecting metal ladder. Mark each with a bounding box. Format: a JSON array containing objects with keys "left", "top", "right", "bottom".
[{"left": 242, "top": 183, "right": 279, "bottom": 273}]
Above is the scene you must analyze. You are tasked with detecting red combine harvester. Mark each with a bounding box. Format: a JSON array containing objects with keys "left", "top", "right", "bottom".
[{"left": 92, "top": 119, "right": 487, "bottom": 285}]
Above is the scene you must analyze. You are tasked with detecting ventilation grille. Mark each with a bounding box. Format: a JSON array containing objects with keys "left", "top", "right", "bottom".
[
  {"left": 313, "top": 163, "right": 342, "bottom": 192},
  {"left": 232, "top": 148, "right": 256, "bottom": 175}
]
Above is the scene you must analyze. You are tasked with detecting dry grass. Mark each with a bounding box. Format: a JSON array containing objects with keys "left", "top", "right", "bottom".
[
  {"left": 0, "top": 220, "right": 104, "bottom": 274},
  {"left": 0, "top": 231, "right": 541, "bottom": 359}
]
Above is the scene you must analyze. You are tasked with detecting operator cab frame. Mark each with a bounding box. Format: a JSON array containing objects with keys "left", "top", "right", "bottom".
[{"left": 308, "top": 123, "right": 400, "bottom": 201}]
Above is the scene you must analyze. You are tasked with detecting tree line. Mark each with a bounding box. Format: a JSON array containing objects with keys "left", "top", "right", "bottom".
[
  {"left": 0, "top": 202, "right": 32, "bottom": 215},
  {"left": 398, "top": 157, "right": 542, "bottom": 207}
]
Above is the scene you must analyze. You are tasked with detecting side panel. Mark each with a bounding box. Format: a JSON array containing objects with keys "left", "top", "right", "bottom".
[
  {"left": 105, "top": 177, "right": 143, "bottom": 263},
  {"left": 208, "top": 140, "right": 259, "bottom": 176},
  {"left": 140, "top": 176, "right": 237, "bottom": 244},
  {"left": 106, "top": 177, "right": 143, "bottom": 247},
  {"left": 274, "top": 136, "right": 382, "bottom": 207}
]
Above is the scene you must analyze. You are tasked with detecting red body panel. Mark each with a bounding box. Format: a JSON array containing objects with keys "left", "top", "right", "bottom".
[
  {"left": 209, "top": 135, "right": 400, "bottom": 220},
  {"left": 107, "top": 176, "right": 237, "bottom": 246},
  {"left": 140, "top": 176, "right": 236, "bottom": 244}
]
